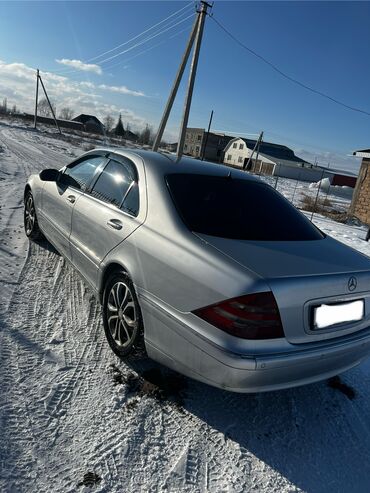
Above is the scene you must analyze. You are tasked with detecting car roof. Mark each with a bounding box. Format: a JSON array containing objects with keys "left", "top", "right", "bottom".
[{"left": 93, "top": 147, "right": 261, "bottom": 183}]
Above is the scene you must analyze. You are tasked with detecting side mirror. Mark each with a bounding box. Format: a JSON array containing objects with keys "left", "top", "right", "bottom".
[{"left": 39, "top": 169, "right": 60, "bottom": 182}]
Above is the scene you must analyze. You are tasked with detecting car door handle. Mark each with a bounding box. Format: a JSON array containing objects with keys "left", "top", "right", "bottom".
[
  {"left": 107, "top": 219, "right": 123, "bottom": 230},
  {"left": 67, "top": 195, "right": 76, "bottom": 204}
]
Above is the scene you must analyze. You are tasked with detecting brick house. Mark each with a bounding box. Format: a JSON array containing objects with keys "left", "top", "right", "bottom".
[
  {"left": 349, "top": 148, "right": 370, "bottom": 224},
  {"left": 183, "top": 128, "right": 234, "bottom": 162}
]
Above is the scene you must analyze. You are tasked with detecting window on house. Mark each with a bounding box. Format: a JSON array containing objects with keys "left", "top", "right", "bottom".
[
  {"left": 239, "top": 144, "right": 244, "bottom": 150},
  {"left": 227, "top": 154, "right": 232, "bottom": 161},
  {"left": 197, "top": 135, "right": 202, "bottom": 141},
  {"left": 195, "top": 146, "right": 200, "bottom": 153},
  {"left": 238, "top": 156, "right": 243, "bottom": 163},
  {"left": 233, "top": 143, "right": 237, "bottom": 148}
]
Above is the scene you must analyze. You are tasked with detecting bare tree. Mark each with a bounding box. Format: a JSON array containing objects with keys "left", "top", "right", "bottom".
[
  {"left": 38, "top": 97, "right": 56, "bottom": 117},
  {"left": 0, "top": 97, "right": 8, "bottom": 114},
  {"left": 11, "top": 104, "right": 17, "bottom": 114},
  {"left": 59, "top": 107, "right": 74, "bottom": 120},
  {"left": 139, "top": 123, "right": 153, "bottom": 145},
  {"left": 103, "top": 115, "right": 114, "bottom": 133}
]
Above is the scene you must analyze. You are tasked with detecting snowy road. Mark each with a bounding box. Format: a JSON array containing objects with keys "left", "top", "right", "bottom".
[{"left": 1, "top": 122, "right": 370, "bottom": 492}]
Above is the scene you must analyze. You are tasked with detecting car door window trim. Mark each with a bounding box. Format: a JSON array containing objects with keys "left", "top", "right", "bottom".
[{"left": 61, "top": 154, "right": 109, "bottom": 192}]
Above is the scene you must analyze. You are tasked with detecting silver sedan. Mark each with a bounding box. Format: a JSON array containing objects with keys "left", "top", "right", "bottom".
[{"left": 24, "top": 148, "right": 370, "bottom": 392}]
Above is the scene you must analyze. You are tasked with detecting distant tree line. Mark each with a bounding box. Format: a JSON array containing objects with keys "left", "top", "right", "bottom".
[
  {"left": 0, "top": 97, "right": 19, "bottom": 115},
  {"left": 0, "top": 95, "right": 155, "bottom": 145},
  {"left": 102, "top": 113, "right": 154, "bottom": 144}
]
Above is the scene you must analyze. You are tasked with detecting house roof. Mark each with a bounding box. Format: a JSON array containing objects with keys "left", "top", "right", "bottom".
[
  {"left": 227, "top": 137, "right": 309, "bottom": 165},
  {"left": 353, "top": 148, "right": 370, "bottom": 158},
  {"left": 72, "top": 114, "right": 103, "bottom": 126},
  {"left": 317, "top": 166, "right": 357, "bottom": 177}
]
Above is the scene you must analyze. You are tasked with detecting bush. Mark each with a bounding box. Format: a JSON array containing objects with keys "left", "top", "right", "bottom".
[{"left": 300, "top": 193, "right": 334, "bottom": 214}]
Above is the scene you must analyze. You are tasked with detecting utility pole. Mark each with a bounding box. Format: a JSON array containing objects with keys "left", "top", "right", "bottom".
[
  {"left": 243, "top": 131, "right": 263, "bottom": 171},
  {"left": 152, "top": 14, "right": 199, "bottom": 152},
  {"left": 201, "top": 109, "right": 213, "bottom": 160},
  {"left": 38, "top": 72, "right": 62, "bottom": 134},
  {"left": 152, "top": 1, "right": 212, "bottom": 155},
  {"left": 177, "top": 1, "right": 211, "bottom": 159},
  {"left": 34, "top": 69, "right": 39, "bottom": 129}
]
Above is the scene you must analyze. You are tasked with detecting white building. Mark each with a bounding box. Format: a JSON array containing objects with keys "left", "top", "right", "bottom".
[{"left": 223, "top": 137, "right": 330, "bottom": 182}]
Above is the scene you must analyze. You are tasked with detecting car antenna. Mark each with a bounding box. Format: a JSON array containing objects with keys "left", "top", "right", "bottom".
[{"left": 227, "top": 170, "right": 232, "bottom": 179}]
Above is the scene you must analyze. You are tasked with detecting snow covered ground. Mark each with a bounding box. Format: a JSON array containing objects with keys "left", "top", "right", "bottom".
[{"left": 1, "top": 120, "right": 370, "bottom": 492}]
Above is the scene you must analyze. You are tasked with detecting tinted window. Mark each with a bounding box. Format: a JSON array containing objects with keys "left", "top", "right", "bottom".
[
  {"left": 64, "top": 156, "right": 105, "bottom": 190},
  {"left": 91, "top": 159, "right": 134, "bottom": 207},
  {"left": 121, "top": 183, "right": 139, "bottom": 216},
  {"left": 167, "top": 174, "right": 324, "bottom": 241}
]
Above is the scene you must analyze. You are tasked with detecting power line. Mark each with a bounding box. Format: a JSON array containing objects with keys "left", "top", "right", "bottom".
[
  {"left": 102, "top": 24, "right": 193, "bottom": 73},
  {"left": 211, "top": 15, "right": 370, "bottom": 117},
  {"left": 94, "top": 13, "right": 195, "bottom": 66},
  {"left": 88, "top": 2, "right": 194, "bottom": 63},
  {"left": 52, "top": 11, "right": 195, "bottom": 76},
  {"left": 50, "top": 4, "right": 194, "bottom": 76}
]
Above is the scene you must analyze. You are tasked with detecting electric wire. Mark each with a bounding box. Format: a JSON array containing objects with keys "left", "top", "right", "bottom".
[
  {"left": 88, "top": 2, "right": 194, "bottom": 63},
  {"left": 50, "top": 5, "right": 195, "bottom": 76},
  {"left": 211, "top": 15, "right": 370, "bottom": 117}
]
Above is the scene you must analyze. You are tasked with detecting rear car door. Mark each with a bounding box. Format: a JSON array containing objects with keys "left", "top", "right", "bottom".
[
  {"left": 40, "top": 154, "right": 107, "bottom": 259},
  {"left": 69, "top": 154, "right": 143, "bottom": 288}
]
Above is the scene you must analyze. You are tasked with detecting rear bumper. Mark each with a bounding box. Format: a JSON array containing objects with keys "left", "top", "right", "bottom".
[{"left": 142, "top": 297, "right": 370, "bottom": 392}]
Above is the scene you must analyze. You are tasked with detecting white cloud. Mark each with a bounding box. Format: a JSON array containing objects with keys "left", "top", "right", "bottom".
[
  {"left": 98, "top": 84, "right": 145, "bottom": 97},
  {"left": 0, "top": 60, "right": 149, "bottom": 132},
  {"left": 55, "top": 58, "right": 102, "bottom": 75}
]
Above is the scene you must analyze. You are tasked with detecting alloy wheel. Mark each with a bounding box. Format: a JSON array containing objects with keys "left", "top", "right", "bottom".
[
  {"left": 25, "top": 195, "right": 35, "bottom": 236},
  {"left": 107, "top": 281, "right": 138, "bottom": 348}
]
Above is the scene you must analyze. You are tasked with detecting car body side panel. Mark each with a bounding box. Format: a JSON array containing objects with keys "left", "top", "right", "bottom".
[
  {"left": 39, "top": 180, "right": 83, "bottom": 261},
  {"left": 70, "top": 195, "right": 143, "bottom": 288}
]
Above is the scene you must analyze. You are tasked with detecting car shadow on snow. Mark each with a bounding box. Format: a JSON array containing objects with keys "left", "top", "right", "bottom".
[{"left": 118, "top": 352, "right": 369, "bottom": 493}]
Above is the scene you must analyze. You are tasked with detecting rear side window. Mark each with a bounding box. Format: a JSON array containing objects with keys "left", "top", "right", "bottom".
[
  {"left": 166, "top": 174, "right": 324, "bottom": 241},
  {"left": 64, "top": 155, "right": 105, "bottom": 190},
  {"left": 121, "top": 183, "right": 139, "bottom": 216},
  {"left": 90, "top": 159, "right": 135, "bottom": 208}
]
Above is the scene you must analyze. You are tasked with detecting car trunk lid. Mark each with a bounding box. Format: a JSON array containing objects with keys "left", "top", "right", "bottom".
[{"left": 196, "top": 234, "right": 370, "bottom": 344}]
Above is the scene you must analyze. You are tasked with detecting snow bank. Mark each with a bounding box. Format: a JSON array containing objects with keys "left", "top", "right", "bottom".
[{"left": 309, "top": 177, "right": 353, "bottom": 198}]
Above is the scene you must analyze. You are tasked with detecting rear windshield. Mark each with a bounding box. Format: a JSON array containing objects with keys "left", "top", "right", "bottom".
[{"left": 166, "top": 174, "right": 324, "bottom": 241}]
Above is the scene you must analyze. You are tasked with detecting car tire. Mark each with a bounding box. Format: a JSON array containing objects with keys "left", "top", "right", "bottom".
[
  {"left": 102, "top": 271, "right": 144, "bottom": 358},
  {"left": 24, "top": 191, "right": 43, "bottom": 241}
]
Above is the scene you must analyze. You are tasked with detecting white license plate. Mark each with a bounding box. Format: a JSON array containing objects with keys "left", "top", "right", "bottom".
[{"left": 313, "top": 300, "right": 364, "bottom": 329}]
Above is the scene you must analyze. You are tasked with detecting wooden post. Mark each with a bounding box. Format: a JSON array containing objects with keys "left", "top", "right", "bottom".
[
  {"left": 201, "top": 109, "right": 213, "bottom": 160},
  {"left": 34, "top": 69, "right": 39, "bottom": 129},
  {"left": 177, "top": 1, "right": 212, "bottom": 159},
  {"left": 38, "top": 73, "right": 62, "bottom": 134}
]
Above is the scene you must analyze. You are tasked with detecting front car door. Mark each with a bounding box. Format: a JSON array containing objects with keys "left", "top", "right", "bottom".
[
  {"left": 39, "top": 153, "right": 107, "bottom": 259},
  {"left": 69, "top": 153, "right": 144, "bottom": 289}
]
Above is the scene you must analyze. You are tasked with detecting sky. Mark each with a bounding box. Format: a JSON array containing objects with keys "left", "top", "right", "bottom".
[{"left": 0, "top": 0, "right": 369, "bottom": 172}]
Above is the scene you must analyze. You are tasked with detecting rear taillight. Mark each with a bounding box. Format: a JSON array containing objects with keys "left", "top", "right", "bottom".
[{"left": 193, "top": 291, "right": 284, "bottom": 340}]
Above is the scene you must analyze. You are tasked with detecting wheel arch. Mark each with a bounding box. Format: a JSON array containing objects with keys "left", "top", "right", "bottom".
[
  {"left": 99, "top": 262, "right": 131, "bottom": 303},
  {"left": 24, "top": 184, "right": 32, "bottom": 201}
]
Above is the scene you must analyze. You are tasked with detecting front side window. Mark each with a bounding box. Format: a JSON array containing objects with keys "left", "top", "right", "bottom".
[
  {"left": 233, "top": 143, "right": 237, "bottom": 148},
  {"left": 166, "top": 174, "right": 324, "bottom": 241},
  {"left": 238, "top": 156, "right": 243, "bottom": 163},
  {"left": 90, "top": 159, "right": 134, "bottom": 207},
  {"left": 227, "top": 154, "right": 232, "bottom": 161},
  {"left": 239, "top": 144, "right": 244, "bottom": 150},
  {"left": 64, "top": 155, "right": 105, "bottom": 190}
]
